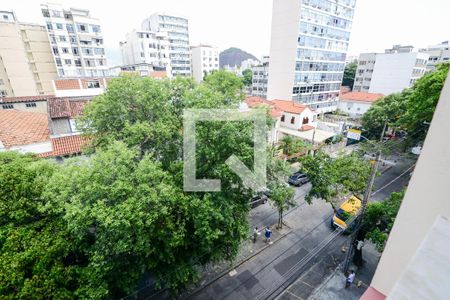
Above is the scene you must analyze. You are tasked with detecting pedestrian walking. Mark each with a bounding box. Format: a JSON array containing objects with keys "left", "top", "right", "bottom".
[
  {"left": 253, "top": 227, "right": 260, "bottom": 243},
  {"left": 345, "top": 270, "right": 355, "bottom": 288},
  {"left": 264, "top": 226, "right": 272, "bottom": 243}
]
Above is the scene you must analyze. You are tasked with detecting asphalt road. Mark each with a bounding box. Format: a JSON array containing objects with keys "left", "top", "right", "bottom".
[{"left": 186, "top": 155, "right": 415, "bottom": 300}]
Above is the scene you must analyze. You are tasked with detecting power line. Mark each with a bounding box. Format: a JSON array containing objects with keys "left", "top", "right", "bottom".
[{"left": 371, "top": 164, "right": 416, "bottom": 196}]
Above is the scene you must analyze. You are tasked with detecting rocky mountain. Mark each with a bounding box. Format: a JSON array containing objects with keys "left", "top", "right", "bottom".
[{"left": 219, "top": 47, "right": 259, "bottom": 68}]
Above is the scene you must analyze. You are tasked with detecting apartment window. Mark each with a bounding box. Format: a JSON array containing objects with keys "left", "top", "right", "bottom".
[
  {"left": 64, "top": 59, "right": 72, "bottom": 65},
  {"left": 3, "top": 15, "right": 9, "bottom": 21},
  {"left": 59, "top": 35, "right": 66, "bottom": 42},
  {"left": 66, "top": 24, "right": 74, "bottom": 33},
  {"left": 94, "top": 48, "right": 105, "bottom": 55},
  {"left": 74, "top": 59, "right": 82, "bottom": 67},
  {"left": 281, "top": 115, "right": 285, "bottom": 122},
  {"left": 69, "top": 35, "right": 77, "bottom": 44},
  {"left": 0, "top": 91, "right": 7, "bottom": 97},
  {"left": 72, "top": 47, "right": 79, "bottom": 56},
  {"left": 51, "top": 10, "right": 61, "bottom": 17},
  {"left": 82, "top": 48, "right": 93, "bottom": 56},
  {"left": 91, "top": 25, "right": 101, "bottom": 33},
  {"left": 302, "top": 117, "right": 309, "bottom": 124},
  {"left": 56, "top": 23, "right": 63, "bottom": 30},
  {"left": 87, "top": 81, "right": 100, "bottom": 88},
  {"left": 94, "top": 39, "right": 103, "bottom": 45},
  {"left": 52, "top": 47, "right": 59, "bottom": 55},
  {"left": 97, "top": 59, "right": 105, "bottom": 66},
  {"left": 291, "top": 117, "right": 295, "bottom": 124},
  {"left": 26, "top": 102, "right": 37, "bottom": 108},
  {"left": 77, "top": 24, "right": 87, "bottom": 32},
  {"left": 62, "top": 48, "right": 69, "bottom": 54},
  {"left": 84, "top": 59, "right": 95, "bottom": 67},
  {"left": 46, "top": 22, "right": 53, "bottom": 30},
  {"left": 55, "top": 58, "right": 62, "bottom": 67},
  {"left": 41, "top": 9, "right": 50, "bottom": 18},
  {"left": 2, "top": 104, "right": 14, "bottom": 109}
]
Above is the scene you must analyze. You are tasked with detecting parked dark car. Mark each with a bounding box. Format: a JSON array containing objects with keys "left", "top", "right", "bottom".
[
  {"left": 288, "top": 172, "right": 309, "bottom": 186},
  {"left": 249, "top": 192, "right": 268, "bottom": 209}
]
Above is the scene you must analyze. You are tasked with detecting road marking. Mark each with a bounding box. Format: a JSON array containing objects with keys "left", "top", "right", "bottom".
[
  {"left": 286, "top": 290, "right": 304, "bottom": 300},
  {"left": 299, "top": 280, "right": 315, "bottom": 288}
]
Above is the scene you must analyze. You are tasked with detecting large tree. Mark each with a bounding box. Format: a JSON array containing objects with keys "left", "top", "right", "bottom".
[
  {"left": 300, "top": 152, "right": 371, "bottom": 212},
  {"left": 398, "top": 63, "right": 450, "bottom": 144},
  {"left": 362, "top": 190, "right": 405, "bottom": 252},
  {"left": 342, "top": 62, "right": 357, "bottom": 89},
  {"left": 1, "top": 71, "right": 267, "bottom": 298},
  {"left": 242, "top": 68, "right": 253, "bottom": 86}
]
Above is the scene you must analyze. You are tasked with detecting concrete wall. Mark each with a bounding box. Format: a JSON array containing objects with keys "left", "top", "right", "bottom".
[
  {"left": 50, "top": 118, "right": 72, "bottom": 135},
  {"left": 369, "top": 52, "right": 428, "bottom": 94},
  {"left": 266, "top": 0, "right": 300, "bottom": 100},
  {"left": 0, "top": 100, "right": 47, "bottom": 113},
  {"left": 337, "top": 100, "right": 372, "bottom": 117},
  {"left": 370, "top": 73, "right": 450, "bottom": 296},
  {"left": 279, "top": 109, "right": 314, "bottom": 131},
  {"left": 0, "top": 22, "right": 39, "bottom": 96}
]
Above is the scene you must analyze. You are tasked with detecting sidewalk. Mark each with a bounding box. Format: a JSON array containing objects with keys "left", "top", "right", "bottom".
[{"left": 307, "top": 242, "right": 381, "bottom": 300}]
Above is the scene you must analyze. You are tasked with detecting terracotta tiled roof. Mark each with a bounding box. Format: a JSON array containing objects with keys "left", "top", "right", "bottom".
[
  {"left": 245, "top": 96, "right": 284, "bottom": 118},
  {"left": 299, "top": 125, "right": 315, "bottom": 131},
  {"left": 0, "top": 110, "right": 50, "bottom": 148},
  {"left": 50, "top": 135, "right": 90, "bottom": 156},
  {"left": 0, "top": 95, "right": 53, "bottom": 103},
  {"left": 149, "top": 71, "right": 167, "bottom": 78},
  {"left": 48, "top": 98, "right": 88, "bottom": 119},
  {"left": 340, "top": 92, "right": 384, "bottom": 103},
  {"left": 271, "top": 100, "right": 308, "bottom": 114}
]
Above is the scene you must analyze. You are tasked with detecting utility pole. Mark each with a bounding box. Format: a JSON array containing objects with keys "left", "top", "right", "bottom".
[{"left": 343, "top": 120, "right": 387, "bottom": 273}]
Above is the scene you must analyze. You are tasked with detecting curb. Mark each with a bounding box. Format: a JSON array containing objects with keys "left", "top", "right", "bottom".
[{"left": 183, "top": 227, "right": 293, "bottom": 299}]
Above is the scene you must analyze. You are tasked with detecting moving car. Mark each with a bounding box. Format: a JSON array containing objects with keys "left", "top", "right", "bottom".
[
  {"left": 288, "top": 172, "right": 309, "bottom": 186},
  {"left": 331, "top": 195, "right": 362, "bottom": 232}
]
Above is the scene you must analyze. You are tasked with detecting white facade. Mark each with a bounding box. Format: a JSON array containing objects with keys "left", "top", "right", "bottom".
[
  {"left": 419, "top": 41, "right": 450, "bottom": 72},
  {"left": 41, "top": 3, "right": 108, "bottom": 78},
  {"left": 354, "top": 46, "right": 429, "bottom": 94},
  {"left": 141, "top": 13, "right": 191, "bottom": 77},
  {"left": 191, "top": 45, "right": 219, "bottom": 82},
  {"left": 119, "top": 30, "right": 171, "bottom": 75},
  {"left": 251, "top": 56, "right": 269, "bottom": 98},
  {"left": 367, "top": 73, "right": 450, "bottom": 298},
  {"left": 267, "top": 0, "right": 356, "bottom": 114},
  {"left": 338, "top": 99, "right": 372, "bottom": 117}
]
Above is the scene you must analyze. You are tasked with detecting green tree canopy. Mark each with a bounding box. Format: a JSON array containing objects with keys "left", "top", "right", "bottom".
[
  {"left": 300, "top": 152, "right": 371, "bottom": 211},
  {"left": 342, "top": 62, "right": 357, "bottom": 89},
  {"left": 242, "top": 68, "right": 253, "bottom": 86},
  {"left": 362, "top": 190, "right": 405, "bottom": 252},
  {"left": 398, "top": 63, "right": 450, "bottom": 143}
]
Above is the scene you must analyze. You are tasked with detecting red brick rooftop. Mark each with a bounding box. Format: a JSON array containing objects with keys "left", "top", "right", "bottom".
[{"left": 0, "top": 110, "right": 49, "bottom": 148}]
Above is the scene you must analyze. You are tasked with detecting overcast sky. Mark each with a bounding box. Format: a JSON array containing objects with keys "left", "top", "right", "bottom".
[{"left": 3, "top": 0, "right": 450, "bottom": 66}]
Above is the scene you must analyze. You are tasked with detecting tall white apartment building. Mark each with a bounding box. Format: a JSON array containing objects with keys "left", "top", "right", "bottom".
[
  {"left": 40, "top": 3, "right": 108, "bottom": 77},
  {"left": 191, "top": 45, "right": 219, "bottom": 82},
  {"left": 353, "top": 45, "right": 429, "bottom": 94},
  {"left": 141, "top": 13, "right": 191, "bottom": 77},
  {"left": 0, "top": 10, "right": 57, "bottom": 97},
  {"left": 267, "top": 0, "right": 357, "bottom": 114},
  {"left": 251, "top": 56, "right": 270, "bottom": 98},
  {"left": 119, "top": 30, "right": 171, "bottom": 75},
  {"left": 419, "top": 41, "right": 450, "bottom": 72}
]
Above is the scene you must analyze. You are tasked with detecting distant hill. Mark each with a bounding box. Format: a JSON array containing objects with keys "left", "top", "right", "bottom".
[{"left": 219, "top": 47, "right": 259, "bottom": 68}]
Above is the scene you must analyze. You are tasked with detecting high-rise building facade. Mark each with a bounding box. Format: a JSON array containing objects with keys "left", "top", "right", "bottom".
[
  {"left": 40, "top": 3, "right": 108, "bottom": 78},
  {"left": 419, "top": 41, "right": 450, "bottom": 72},
  {"left": 0, "top": 10, "right": 58, "bottom": 97},
  {"left": 190, "top": 45, "right": 219, "bottom": 82},
  {"left": 119, "top": 29, "right": 171, "bottom": 75},
  {"left": 251, "top": 56, "right": 270, "bottom": 98},
  {"left": 353, "top": 45, "right": 429, "bottom": 94},
  {"left": 267, "top": 0, "right": 356, "bottom": 114},
  {"left": 141, "top": 13, "right": 191, "bottom": 77}
]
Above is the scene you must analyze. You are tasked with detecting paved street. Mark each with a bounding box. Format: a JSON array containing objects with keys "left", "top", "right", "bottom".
[{"left": 182, "top": 154, "right": 415, "bottom": 300}]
